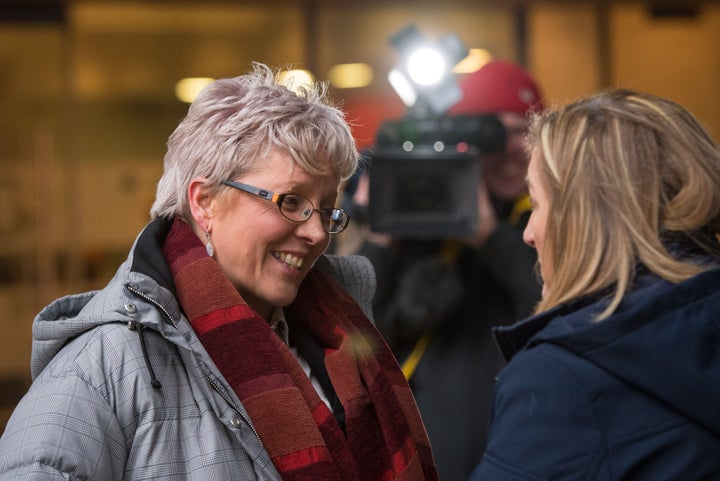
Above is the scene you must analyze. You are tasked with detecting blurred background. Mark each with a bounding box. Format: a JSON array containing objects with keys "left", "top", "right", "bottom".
[{"left": 1, "top": 0, "right": 719, "bottom": 430}]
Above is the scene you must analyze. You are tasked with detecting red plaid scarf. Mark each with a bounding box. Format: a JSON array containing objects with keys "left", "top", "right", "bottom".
[{"left": 163, "top": 218, "right": 438, "bottom": 481}]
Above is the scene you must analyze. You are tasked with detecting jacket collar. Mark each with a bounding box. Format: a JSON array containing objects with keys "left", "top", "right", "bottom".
[
  {"left": 492, "top": 295, "right": 602, "bottom": 362},
  {"left": 130, "top": 216, "right": 176, "bottom": 295},
  {"left": 493, "top": 264, "right": 720, "bottom": 362}
]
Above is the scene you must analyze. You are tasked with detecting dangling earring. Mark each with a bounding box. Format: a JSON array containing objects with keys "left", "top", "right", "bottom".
[{"left": 205, "top": 230, "right": 214, "bottom": 258}]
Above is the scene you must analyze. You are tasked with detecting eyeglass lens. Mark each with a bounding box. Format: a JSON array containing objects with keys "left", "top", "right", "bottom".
[{"left": 278, "top": 194, "right": 348, "bottom": 234}]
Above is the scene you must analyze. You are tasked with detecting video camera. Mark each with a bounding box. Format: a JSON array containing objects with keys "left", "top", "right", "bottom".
[{"left": 367, "top": 113, "right": 506, "bottom": 239}]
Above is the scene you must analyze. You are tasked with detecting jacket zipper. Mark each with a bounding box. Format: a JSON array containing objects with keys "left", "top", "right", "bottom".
[
  {"left": 124, "top": 283, "right": 263, "bottom": 445},
  {"left": 125, "top": 284, "right": 179, "bottom": 329},
  {"left": 206, "top": 376, "right": 263, "bottom": 447}
]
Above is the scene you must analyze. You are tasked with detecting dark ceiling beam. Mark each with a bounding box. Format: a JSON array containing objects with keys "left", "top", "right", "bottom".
[{"left": 0, "top": 1, "right": 66, "bottom": 24}]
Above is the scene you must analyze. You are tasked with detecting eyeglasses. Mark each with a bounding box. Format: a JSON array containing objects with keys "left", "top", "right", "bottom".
[{"left": 221, "top": 180, "right": 350, "bottom": 234}]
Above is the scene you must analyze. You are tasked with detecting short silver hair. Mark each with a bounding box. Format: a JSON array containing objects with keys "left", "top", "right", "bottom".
[{"left": 150, "top": 62, "right": 359, "bottom": 220}]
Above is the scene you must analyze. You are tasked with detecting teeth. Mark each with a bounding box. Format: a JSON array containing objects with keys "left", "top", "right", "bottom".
[{"left": 273, "top": 252, "right": 304, "bottom": 271}]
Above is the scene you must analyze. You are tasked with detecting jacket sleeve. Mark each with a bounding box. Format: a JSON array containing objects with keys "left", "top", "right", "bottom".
[
  {"left": 0, "top": 345, "right": 128, "bottom": 479},
  {"left": 470, "top": 345, "right": 606, "bottom": 481}
]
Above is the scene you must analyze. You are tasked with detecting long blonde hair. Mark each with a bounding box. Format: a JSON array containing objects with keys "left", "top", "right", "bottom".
[{"left": 528, "top": 89, "right": 720, "bottom": 319}]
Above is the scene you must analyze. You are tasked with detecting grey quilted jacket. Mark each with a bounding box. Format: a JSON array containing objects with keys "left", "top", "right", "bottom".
[{"left": 0, "top": 218, "right": 376, "bottom": 480}]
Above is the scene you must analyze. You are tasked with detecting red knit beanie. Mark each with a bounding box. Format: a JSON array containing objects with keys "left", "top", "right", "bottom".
[{"left": 448, "top": 60, "right": 544, "bottom": 116}]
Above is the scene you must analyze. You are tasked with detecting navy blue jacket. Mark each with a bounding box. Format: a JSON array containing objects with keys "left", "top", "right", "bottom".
[{"left": 470, "top": 266, "right": 720, "bottom": 480}]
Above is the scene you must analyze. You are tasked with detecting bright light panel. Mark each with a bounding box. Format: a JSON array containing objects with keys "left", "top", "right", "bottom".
[
  {"left": 175, "top": 77, "right": 215, "bottom": 103},
  {"left": 453, "top": 48, "right": 493, "bottom": 74},
  {"left": 388, "top": 68, "right": 417, "bottom": 108},
  {"left": 276, "top": 69, "right": 316, "bottom": 93},
  {"left": 328, "top": 63, "right": 374, "bottom": 89}
]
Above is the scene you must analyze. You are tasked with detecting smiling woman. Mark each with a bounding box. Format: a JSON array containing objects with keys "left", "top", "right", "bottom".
[
  {"left": 0, "top": 62, "right": 439, "bottom": 481},
  {"left": 187, "top": 147, "right": 345, "bottom": 320}
]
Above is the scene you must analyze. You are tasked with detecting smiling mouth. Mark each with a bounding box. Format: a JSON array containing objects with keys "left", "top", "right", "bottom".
[{"left": 273, "top": 251, "right": 304, "bottom": 271}]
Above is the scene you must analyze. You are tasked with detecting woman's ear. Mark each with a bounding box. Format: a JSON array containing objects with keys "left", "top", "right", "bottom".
[{"left": 188, "top": 177, "right": 215, "bottom": 231}]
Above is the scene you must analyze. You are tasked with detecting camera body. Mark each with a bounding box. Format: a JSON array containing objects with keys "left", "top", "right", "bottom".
[{"left": 367, "top": 114, "right": 506, "bottom": 239}]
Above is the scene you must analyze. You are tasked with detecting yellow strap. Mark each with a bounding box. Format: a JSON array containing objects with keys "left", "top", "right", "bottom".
[
  {"left": 508, "top": 192, "right": 533, "bottom": 226},
  {"left": 400, "top": 195, "right": 531, "bottom": 382},
  {"left": 401, "top": 332, "right": 432, "bottom": 380},
  {"left": 440, "top": 239, "right": 461, "bottom": 263}
]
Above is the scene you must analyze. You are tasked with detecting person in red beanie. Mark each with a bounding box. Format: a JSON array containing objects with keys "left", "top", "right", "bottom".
[
  {"left": 449, "top": 60, "right": 544, "bottom": 247},
  {"left": 354, "top": 60, "right": 545, "bottom": 481}
]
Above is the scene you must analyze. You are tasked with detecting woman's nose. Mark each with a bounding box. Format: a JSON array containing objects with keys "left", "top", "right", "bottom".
[
  {"left": 523, "top": 223, "right": 535, "bottom": 248},
  {"left": 296, "top": 210, "right": 328, "bottom": 243}
]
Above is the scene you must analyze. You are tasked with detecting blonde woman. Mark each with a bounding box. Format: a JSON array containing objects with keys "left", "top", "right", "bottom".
[{"left": 471, "top": 89, "right": 720, "bottom": 480}]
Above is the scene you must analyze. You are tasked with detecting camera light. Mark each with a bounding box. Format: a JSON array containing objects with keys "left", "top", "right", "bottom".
[
  {"left": 406, "top": 47, "right": 446, "bottom": 87},
  {"left": 387, "top": 24, "right": 468, "bottom": 116}
]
